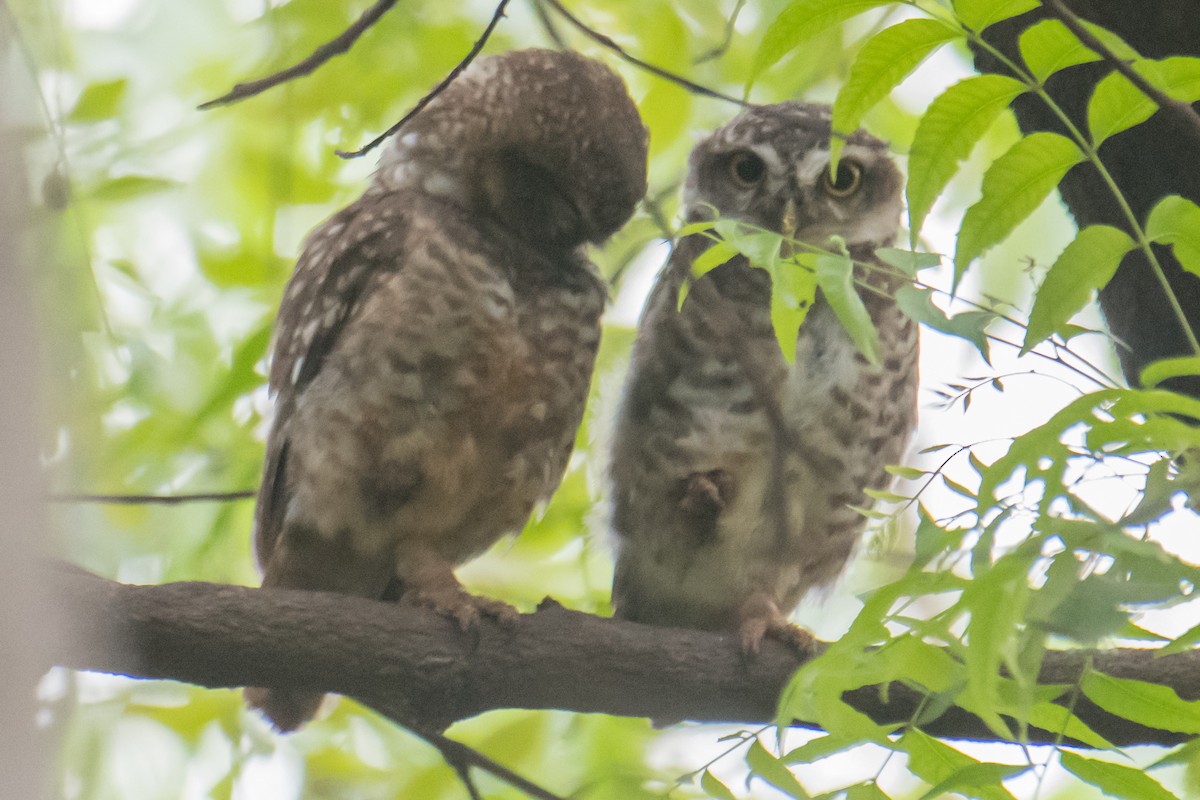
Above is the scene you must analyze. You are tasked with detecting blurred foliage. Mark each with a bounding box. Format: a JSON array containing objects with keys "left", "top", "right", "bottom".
[{"left": 7, "top": 0, "right": 1200, "bottom": 798}]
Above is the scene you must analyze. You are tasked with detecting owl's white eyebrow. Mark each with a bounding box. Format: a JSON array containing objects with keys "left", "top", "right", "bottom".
[{"left": 794, "top": 148, "right": 831, "bottom": 184}]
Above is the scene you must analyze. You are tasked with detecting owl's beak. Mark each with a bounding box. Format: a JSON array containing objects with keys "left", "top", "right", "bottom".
[{"left": 781, "top": 198, "right": 798, "bottom": 242}]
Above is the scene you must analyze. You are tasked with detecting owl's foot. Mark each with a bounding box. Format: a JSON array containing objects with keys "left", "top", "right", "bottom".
[
  {"left": 678, "top": 469, "right": 732, "bottom": 545},
  {"left": 401, "top": 583, "right": 519, "bottom": 630},
  {"left": 397, "top": 548, "right": 519, "bottom": 629},
  {"left": 679, "top": 469, "right": 731, "bottom": 516},
  {"left": 737, "top": 593, "right": 815, "bottom": 656}
]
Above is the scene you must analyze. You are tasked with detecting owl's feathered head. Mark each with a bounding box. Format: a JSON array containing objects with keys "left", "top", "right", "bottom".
[
  {"left": 685, "top": 102, "right": 904, "bottom": 249},
  {"left": 376, "top": 48, "right": 649, "bottom": 253}
]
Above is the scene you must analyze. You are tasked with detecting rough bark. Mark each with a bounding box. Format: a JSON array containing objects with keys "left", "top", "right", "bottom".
[
  {"left": 975, "top": 1, "right": 1200, "bottom": 397},
  {"left": 47, "top": 563, "right": 1198, "bottom": 748}
]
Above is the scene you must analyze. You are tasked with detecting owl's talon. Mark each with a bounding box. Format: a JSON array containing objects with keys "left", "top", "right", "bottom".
[
  {"left": 402, "top": 586, "right": 519, "bottom": 630},
  {"left": 679, "top": 470, "right": 730, "bottom": 517},
  {"left": 737, "top": 593, "right": 816, "bottom": 657}
]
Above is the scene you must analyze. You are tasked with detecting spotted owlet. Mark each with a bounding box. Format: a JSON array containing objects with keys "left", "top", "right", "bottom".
[
  {"left": 609, "top": 102, "right": 917, "bottom": 654},
  {"left": 245, "top": 49, "right": 647, "bottom": 731}
]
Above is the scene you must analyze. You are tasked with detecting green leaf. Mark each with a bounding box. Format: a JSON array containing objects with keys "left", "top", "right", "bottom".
[
  {"left": 1141, "top": 356, "right": 1200, "bottom": 388},
  {"left": 830, "top": 19, "right": 958, "bottom": 162},
  {"left": 88, "top": 175, "right": 182, "bottom": 202},
  {"left": 769, "top": 253, "right": 819, "bottom": 361},
  {"left": 1024, "top": 701, "right": 1115, "bottom": 749},
  {"left": 1146, "top": 194, "right": 1200, "bottom": 279},
  {"left": 1160, "top": 619, "right": 1200, "bottom": 657},
  {"left": 1149, "top": 737, "right": 1200, "bottom": 770},
  {"left": 907, "top": 75, "right": 1027, "bottom": 241},
  {"left": 1059, "top": 751, "right": 1180, "bottom": 800},
  {"left": 719, "top": 219, "right": 785, "bottom": 270},
  {"left": 874, "top": 247, "right": 942, "bottom": 276},
  {"left": 811, "top": 691, "right": 895, "bottom": 745},
  {"left": 1019, "top": 20, "right": 1100, "bottom": 83},
  {"left": 68, "top": 78, "right": 129, "bottom": 122},
  {"left": 750, "top": 0, "right": 895, "bottom": 87},
  {"left": 894, "top": 285, "right": 991, "bottom": 363},
  {"left": 977, "top": 388, "right": 1200, "bottom": 508},
  {"left": 691, "top": 239, "right": 739, "bottom": 280},
  {"left": 784, "top": 734, "right": 860, "bottom": 764},
  {"left": 682, "top": 238, "right": 737, "bottom": 311},
  {"left": 701, "top": 770, "right": 739, "bottom": 800},
  {"left": 914, "top": 506, "right": 967, "bottom": 568},
  {"left": 1089, "top": 57, "right": 1200, "bottom": 146},
  {"left": 918, "top": 762, "right": 1028, "bottom": 800},
  {"left": 815, "top": 245, "right": 881, "bottom": 365},
  {"left": 901, "top": 730, "right": 1017, "bottom": 800},
  {"left": 1046, "top": 574, "right": 1133, "bottom": 643},
  {"left": 875, "top": 634, "right": 965, "bottom": 694},
  {"left": 1018, "top": 19, "right": 1137, "bottom": 84},
  {"left": 953, "top": 0, "right": 1037, "bottom": 33},
  {"left": 747, "top": 739, "right": 812, "bottom": 798},
  {"left": 954, "top": 131, "right": 1084, "bottom": 286},
  {"left": 846, "top": 784, "right": 892, "bottom": 800},
  {"left": 1081, "top": 672, "right": 1200, "bottom": 735},
  {"left": 1121, "top": 457, "right": 1184, "bottom": 527},
  {"left": 885, "top": 464, "right": 927, "bottom": 480},
  {"left": 677, "top": 220, "right": 716, "bottom": 237},
  {"left": 959, "top": 556, "right": 1028, "bottom": 738},
  {"left": 1022, "top": 225, "right": 1133, "bottom": 354}
]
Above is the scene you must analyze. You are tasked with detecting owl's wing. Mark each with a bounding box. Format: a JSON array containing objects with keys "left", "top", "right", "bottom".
[{"left": 254, "top": 198, "right": 408, "bottom": 569}]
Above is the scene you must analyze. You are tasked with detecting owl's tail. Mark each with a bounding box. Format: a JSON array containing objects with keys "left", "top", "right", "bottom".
[{"left": 244, "top": 687, "right": 324, "bottom": 733}]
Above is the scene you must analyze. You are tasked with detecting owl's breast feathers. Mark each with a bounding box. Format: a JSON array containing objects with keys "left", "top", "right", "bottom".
[
  {"left": 257, "top": 190, "right": 604, "bottom": 572},
  {"left": 611, "top": 233, "right": 917, "bottom": 626}
]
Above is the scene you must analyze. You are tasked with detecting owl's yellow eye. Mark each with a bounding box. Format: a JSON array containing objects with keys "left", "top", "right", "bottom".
[
  {"left": 822, "top": 159, "right": 863, "bottom": 197},
  {"left": 729, "top": 151, "right": 766, "bottom": 188}
]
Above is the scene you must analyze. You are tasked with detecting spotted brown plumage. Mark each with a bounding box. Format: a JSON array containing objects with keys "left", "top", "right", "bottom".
[
  {"left": 246, "top": 49, "right": 647, "bottom": 731},
  {"left": 610, "top": 102, "right": 917, "bottom": 654}
]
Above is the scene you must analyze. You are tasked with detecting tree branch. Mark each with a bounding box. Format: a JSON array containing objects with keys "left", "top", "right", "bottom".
[
  {"left": 540, "top": 0, "right": 749, "bottom": 108},
  {"left": 198, "top": 0, "right": 401, "bottom": 110},
  {"left": 335, "top": 0, "right": 513, "bottom": 159},
  {"left": 47, "top": 563, "right": 1198, "bottom": 748},
  {"left": 47, "top": 490, "right": 255, "bottom": 505}
]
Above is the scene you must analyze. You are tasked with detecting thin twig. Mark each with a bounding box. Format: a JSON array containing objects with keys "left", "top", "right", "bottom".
[
  {"left": 1040, "top": 0, "right": 1200, "bottom": 146},
  {"left": 540, "top": 0, "right": 749, "bottom": 107},
  {"left": 448, "top": 760, "right": 484, "bottom": 800},
  {"left": 48, "top": 491, "right": 256, "bottom": 505},
  {"left": 198, "top": 0, "right": 400, "bottom": 110},
  {"left": 336, "top": 0, "right": 513, "bottom": 159},
  {"left": 694, "top": 0, "right": 747, "bottom": 64},
  {"left": 641, "top": 186, "right": 679, "bottom": 241},
  {"left": 415, "top": 730, "right": 567, "bottom": 800},
  {"left": 530, "top": 0, "right": 567, "bottom": 49}
]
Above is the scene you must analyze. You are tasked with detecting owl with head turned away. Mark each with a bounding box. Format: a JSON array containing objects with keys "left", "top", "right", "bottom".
[
  {"left": 244, "top": 48, "right": 648, "bottom": 732},
  {"left": 609, "top": 102, "right": 918, "bottom": 654}
]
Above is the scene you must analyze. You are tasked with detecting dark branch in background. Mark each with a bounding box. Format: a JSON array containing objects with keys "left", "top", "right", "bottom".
[
  {"left": 540, "top": 0, "right": 750, "bottom": 107},
  {"left": 694, "top": 0, "right": 747, "bottom": 64},
  {"left": 336, "top": 0, "right": 513, "bottom": 159},
  {"left": 48, "top": 491, "right": 255, "bottom": 505},
  {"left": 1040, "top": 0, "right": 1200, "bottom": 147},
  {"left": 197, "top": 0, "right": 750, "bottom": 163},
  {"left": 48, "top": 564, "right": 1200, "bottom": 749},
  {"left": 198, "top": 0, "right": 400, "bottom": 110},
  {"left": 417, "top": 730, "right": 566, "bottom": 800},
  {"left": 530, "top": 0, "right": 567, "bottom": 50}
]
